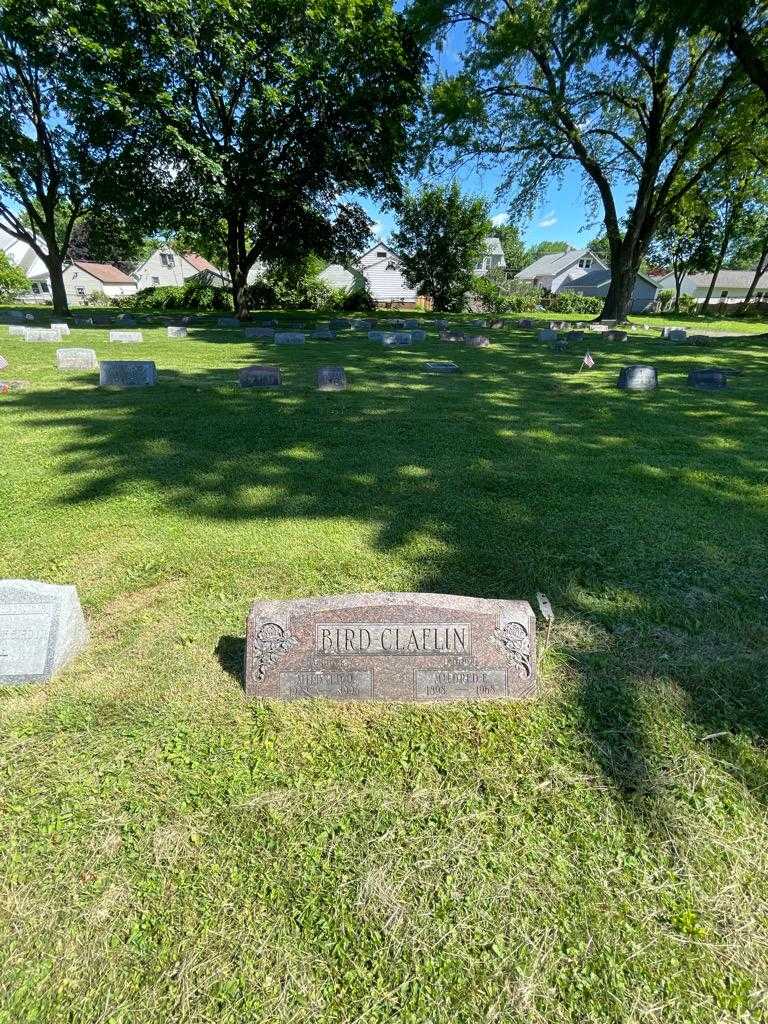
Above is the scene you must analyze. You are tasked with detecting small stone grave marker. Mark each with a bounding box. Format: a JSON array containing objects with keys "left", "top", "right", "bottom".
[
  {"left": 57, "top": 347, "right": 98, "bottom": 371},
  {"left": 167, "top": 326, "right": 187, "bottom": 338},
  {"left": 109, "top": 330, "right": 143, "bottom": 343},
  {"left": 8, "top": 325, "right": 25, "bottom": 337},
  {"left": 245, "top": 327, "right": 275, "bottom": 338},
  {"left": 239, "top": 364, "right": 281, "bottom": 388},
  {"left": 382, "top": 332, "right": 412, "bottom": 347},
  {"left": 24, "top": 328, "right": 60, "bottom": 342},
  {"left": 688, "top": 368, "right": 728, "bottom": 389},
  {"left": 274, "top": 332, "right": 305, "bottom": 345},
  {"left": 0, "top": 580, "right": 89, "bottom": 684},
  {"left": 218, "top": 317, "right": 240, "bottom": 327},
  {"left": 465, "top": 335, "right": 490, "bottom": 348},
  {"left": 617, "top": 364, "right": 658, "bottom": 391},
  {"left": 425, "top": 361, "right": 460, "bottom": 374},
  {"left": 245, "top": 592, "right": 536, "bottom": 701},
  {"left": 537, "top": 328, "right": 557, "bottom": 343},
  {"left": 99, "top": 360, "right": 157, "bottom": 387},
  {"left": 51, "top": 322, "right": 70, "bottom": 336},
  {"left": 316, "top": 366, "right": 347, "bottom": 391}
]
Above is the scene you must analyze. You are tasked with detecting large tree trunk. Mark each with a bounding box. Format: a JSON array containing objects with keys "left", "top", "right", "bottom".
[
  {"left": 727, "top": 17, "right": 768, "bottom": 101},
  {"left": 600, "top": 243, "right": 641, "bottom": 322},
  {"left": 742, "top": 238, "right": 768, "bottom": 309},
  {"left": 701, "top": 222, "right": 734, "bottom": 314},
  {"left": 226, "top": 212, "right": 250, "bottom": 319},
  {"left": 44, "top": 251, "right": 69, "bottom": 317}
]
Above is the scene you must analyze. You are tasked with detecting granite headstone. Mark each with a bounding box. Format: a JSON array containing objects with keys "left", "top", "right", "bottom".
[
  {"left": 109, "top": 330, "right": 143, "bottom": 343},
  {"left": 274, "top": 332, "right": 305, "bottom": 345},
  {"left": 167, "top": 326, "right": 187, "bottom": 338},
  {"left": 239, "top": 364, "right": 281, "bottom": 388},
  {"left": 0, "top": 580, "right": 89, "bottom": 684},
  {"left": 465, "top": 335, "right": 490, "bottom": 348},
  {"left": 617, "top": 364, "right": 658, "bottom": 390},
  {"left": 56, "top": 347, "right": 98, "bottom": 371},
  {"left": 688, "top": 368, "right": 728, "bottom": 389},
  {"left": 51, "top": 322, "right": 70, "bottom": 336},
  {"left": 99, "top": 360, "right": 157, "bottom": 387},
  {"left": 316, "top": 366, "right": 347, "bottom": 391},
  {"left": 245, "top": 592, "right": 536, "bottom": 701},
  {"left": 24, "top": 328, "right": 61, "bottom": 342}
]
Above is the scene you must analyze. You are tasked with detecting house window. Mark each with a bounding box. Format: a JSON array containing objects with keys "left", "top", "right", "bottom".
[
  {"left": 579, "top": 258, "right": 592, "bottom": 268},
  {"left": 161, "top": 253, "right": 175, "bottom": 268},
  {"left": 152, "top": 276, "right": 160, "bottom": 286},
  {"left": 40, "top": 281, "right": 49, "bottom": 293},
  {"left": 76, "top": 287, "right": 86, "bottom": 299},
  {"left": 720, "top": 290, "right": 729, "bottom": 298},
  {"left": 31, "top": 283, "right": 39, "bottom": 294},
  {"left": 376, "top": 250, "right": 386, "bottom": 258}
]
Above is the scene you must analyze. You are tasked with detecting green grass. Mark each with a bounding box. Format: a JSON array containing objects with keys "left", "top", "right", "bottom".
[{"left": 1, "top": 309, "right": 768, "bottom": 1023}]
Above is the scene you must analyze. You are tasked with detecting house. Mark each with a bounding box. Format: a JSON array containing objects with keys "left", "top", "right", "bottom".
[
  {"left": 654, "top": 269, "right": 768, "bottom": 306},
  {"left": 515, "top": 247, "right": 658, "bottom": 312},
  {"left": 475, "top": 236, "right": 506, "bottom": 275},
  {"left": 63, "top": 261, "right": 138, "bottom": 302},
  {"left": 1, "top": 230, "right": 52, "bottom": 301},
  {"left": 319, "top": 242, "right": 420, "bottom": 307},
  {"left": 133, "top": 247, "right": 228, "bottom": 290}
]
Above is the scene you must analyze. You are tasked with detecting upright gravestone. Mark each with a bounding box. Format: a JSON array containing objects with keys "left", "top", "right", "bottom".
[
  {"left": 617, "top": 365, "right": 658, "bottom": 391},
  {"left": 351, "top": 319, "right": 374, "bottom": 331},
  {"left": 537, "top": 328, "right": 557, "bottom": 343},
  {"left": 316, "top": 366, "right": 347, "bottom": 391},
  {"left": 245, "top": 327, "right": 275, "bottom": 339},
  {"left": 410, "top": 330, "right": 426, "bottom": 342},
  {"left": 8, "top": 325, "right": 25, "bottom": 337},
  {"left": 425, "top": 361, "right": 460, "bottom": 374},
  {"left": 668, "top": 329, "right": 687, "bottom": 342},
  {"left": 99, "top": 360, "right": 157, "bottom": 387},
  {"left": 51, "top": 322, "right": 70, "bottom": 336},
  {"left": 239, "top": 364, "right": 281, "bottom": 388},
  {"left": 465, "top": 335, "right": 490, "bottom": 348},
  {"left": 218, "top": 317, "right": 240, "bottom": 327},
  {"left": 382, "top": 332, "right": 412, "bottom": 347},
  {"left": 245, "top": 592, "right": 536, "bottom": 701},
  {"left": 688, "top": 368, "right": 728, "bottom": 389},
  {"left": 167, "top": 326, "right": 187, "bottom": 338},
  {"left": 439, "top": 331, "right": 464, "bottom": 344},
  {"left": 56, "top": 348, "right": 98, "bottom": 371},
  {"left": 109, "top": 330, "right": 143, "bottom": 343},
  {"left": 24, "top": 328, "right": 61, "bottom": 342},
  {"left": 274, "top": 332, "right": 305, "bottom": 345},
  {"left": 0, "top": 580, "right": 89, "bottom": 684}
]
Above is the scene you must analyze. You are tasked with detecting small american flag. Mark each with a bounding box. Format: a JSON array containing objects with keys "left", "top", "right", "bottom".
[{"left": 582, "top": 351, "right": 595, "bottom": 368}]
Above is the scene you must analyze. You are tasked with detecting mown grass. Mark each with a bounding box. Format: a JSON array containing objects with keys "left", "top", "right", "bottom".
[{"left": 1, "top": 308, "right": 768, "bottom": 1023}]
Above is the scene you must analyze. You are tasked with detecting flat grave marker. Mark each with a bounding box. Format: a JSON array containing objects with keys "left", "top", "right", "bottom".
[
  {"left": 0, "top": 580, "right": 89, "bottom": 684},
  {"left": 99, "top": 360, "right": 157, "bottom": 388},
  {"left": 57, "top": 348, "right": 98, "bottom": 371},
  {"left": 425, "top": 361, "right": 460, "bottom": 374},
  {"left": 24, "top": 328, "right": 60, "bottom": 342},
  {"left": 239, "top": 364, "right": 281, "bottom": 388},
  {"left": 245, "top": 592, "right": 536, "bottom": 701},
  {"left": 109, "top": 330, "right": 143, "bottom": 343},
  {"left": 167, "top": 326, "right": 187, "bottom": 338}
]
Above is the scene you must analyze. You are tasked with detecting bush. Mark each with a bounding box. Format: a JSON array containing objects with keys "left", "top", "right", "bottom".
[
  {"left": 471, "top": 270, "right": 542, "bottom": 313},
  {"left": 547, "top": 291, "right": 603, "bottom": 313},
  {"left": 657, "top": 288, "right": 674, "bottom": 311},
  {"left": 246, "top": 257, "right": 353, "bottom": 311},
  {"left": 0, "top": 251, "right": 30, "bottom": 302},
  {"left": 113, "top": 280, "right": 233, "bottom": 312},
  {"left": 678, "top": 293, "right": 697, "bottom": 315}
]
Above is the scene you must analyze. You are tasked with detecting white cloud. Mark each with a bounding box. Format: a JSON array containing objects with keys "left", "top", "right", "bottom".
[
  {"left": 370, "top": 220, "right": 384, "bottom": 237},
  {"left": 491, "top": 212, "right": 510, "bottom": 227},
  {"left": 537, "top": 210, "right": 558, "bottom": 229}
]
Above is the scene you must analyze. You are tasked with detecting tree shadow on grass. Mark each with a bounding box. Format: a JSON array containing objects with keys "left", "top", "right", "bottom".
[{"left": 7, "top": 332, "right": 768, "bottom": 814}]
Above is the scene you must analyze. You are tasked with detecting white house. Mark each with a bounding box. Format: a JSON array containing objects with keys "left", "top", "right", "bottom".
[
  {"left": 475, "top": 236, "right": 506, "bottom": 275},
  {"left": 63, "top": 261, "right": 138, "bottom": 302},
  {"left": 654, "top": 269, "right": 768, "bottom": 306},
  {"left": 515, "top": 247, "right": 658, "bottom": 312},
  {"left": 1, "top": 229, "right": 52, "bottom": 301},
  {"left": 319, "top": 242, "right": 419, "bottom": 306},
  {"left": 133, "top": 247, "right": 228, "bottom": 290}
]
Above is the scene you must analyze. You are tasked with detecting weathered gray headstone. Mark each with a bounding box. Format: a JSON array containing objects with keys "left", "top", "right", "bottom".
[
  {"left": 24, "top": 328, "right": 61, "bottom": 342},
  {"left": 537, "top": 329, "right": 557, "bottom": 343},
  {"left": 74, "top": 317, "right": 93, "bottom": 326},
  {"left": 351, "top": 319, "right": 374, "bottom": 331},
  {"left": 668, "top": 329, "right": 687, "bottom": 342},
  {"left": 109, "top": 330, "right": 143, "bottom": 343},
  {"left": 8, "top": 325, "right": 25, "bottom": 337},
  {"left": 439, "top": 331, "right": 465, "bottom": 344},
  {"left": 274, "top": 332, "right": 305, "bottom": 345},
  {"left": 245, "top": 327, "right": 275, "bottom": 339},
  {"left": 239, "top": 364, "right": 281, "bottom": 388},
  {"left": 99, "top": 360, "right": 157, "bottom": 387},
  {"left": 465, "top": 335, "right": 490, "bottom": 348},
  {"left": 56, "top": 347, "right": 98, "bottom": 371},
  {"left": 410, "top": 330, "right": 426, "bottom": 342},
  {"left": 51, "top": 322, "right": 70, "bottom": 336},
  {"left": 617, "top": 364, "right": 658, "bottom": 391},
  {"left": 604, "top": 330, "right": 628, "bottom": 342},
  {"left": 0, "top": 580, "right": 89, "bottom": 684},
  {"left": 218, "top": 317, "right": 240, "bottom": 327},
  {"left": 316, "top": 366, "right": 347, "bottom": 391},
  {"left": 167, "top": 326, "right": 187, "bottom": 338},
  {"left": 425, "top": 361, "right": 460, "bottom": 374},
  {"left": 382, "top": 332, "right": 412, "bottom": 347},
  {"left": 688, "top": 368, "right": 728, "bottom": 389},
  {"left": 245, "top": 592, "right": 536, "bottom": 701}
]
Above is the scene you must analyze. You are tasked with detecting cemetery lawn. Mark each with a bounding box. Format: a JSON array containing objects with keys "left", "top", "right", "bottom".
[{"left": 3, "top": 309, "right": 768, "bottom": 1024}]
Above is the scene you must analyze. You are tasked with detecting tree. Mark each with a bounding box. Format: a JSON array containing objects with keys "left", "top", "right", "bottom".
[
  {"left": 646, "top": 196, "right": 717, "bottom": 311},
  {"left": 586, "top": 235, "right": 611, "bottom": 266},
  {"left": 390, "top": 181, "right": 490, "bottom": 310},
  {"left": 0, "top": 0, "right": 156, "bottom": 315},
  {"left": 0, "top": 250, "right": 29, "bottom": 302},
  {"left": 135, "top": 0, "right": 426, "bottom": 317},
  {"left": 522, "top": 240, "right": 575, "bottom": 265},
  {"left": 412, "top": 0, "right": 751, "bottom": 321},
  {"left": 67, "top": 211, "right": 154, "bottom": 273},
  {"left": 489, "top": 221, "right": 527, "bottom": 273}
]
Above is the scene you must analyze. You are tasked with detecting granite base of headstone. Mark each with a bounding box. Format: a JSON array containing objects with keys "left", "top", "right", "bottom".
[
  {"left": 617, "top": 364, "right": 658, "bottom": 391},
  {"left": 167, "top": 326, "right": 187, "bottom": 338},
  {"left": 0, "top": 580, "right": 89, "bottom": 684},
  {"left": 99, "top": 360, "right": 157, "bottom": 387},
  {"left": 57, "top": 347, "right": 98, "bottom": 371},
  {"left": 239, "top": 364, "right": 281, "bottom": 388},
  {"left": 109, "top": 330, "right": 143, "bottom": 343},
  {"left": 465, "top": 335, "right": 490, "bottom": 348},
  {"left": 688, "top": 368, "right": 728, "bottom": 389},
  {"left": 244, "top": 592, "right": 537, "bottom": 701},
  {"left": 24, "top": 328, "right": 61, "bottom": 342},
  {"left": 316, "top": 366, "right": 347, "bottom": 391},
  {"left": 425, "top": 361, "right": 460, "bottom": 374},
  {"left": 275, "top": 332, "right": 305, "bottom": 345}
]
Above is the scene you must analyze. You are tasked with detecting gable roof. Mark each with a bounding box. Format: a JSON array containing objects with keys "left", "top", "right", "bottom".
[
  {"left": 516, "top": 248, "right": 605, "bottom": 279},
  {"left": 483, "top": 236, "right": 504, "bottom": 256},
  {"left": 182, "top": 252, "right": 222, "bottom": 275},
  {"left": 675, "top": 269, "right": 768, "bottom": 290},
  {"left": 70, "top": 260, "right": 135, "bottom": 285}
]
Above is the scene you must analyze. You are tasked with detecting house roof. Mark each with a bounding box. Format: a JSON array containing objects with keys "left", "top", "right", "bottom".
[
  {"left": 483, "top": 236, "right": 504, "bottom": 256},
  {"left": 71, "top": 260, "right": 135, "bottom": 285},
  {"left": 676, "top": 269, "right": 768, "bottom": 290},
  {"left": 515, "top": 248, "right": 602, "bottom": 279},
  {"left": 182, "top": 252, "right": 222, "bottom": 275}
]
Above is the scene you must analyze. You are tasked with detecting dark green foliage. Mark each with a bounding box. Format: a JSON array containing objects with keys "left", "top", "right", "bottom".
[
  {"left": 0, "top": 250, "right": 30, "bottom": 301},
  {"left": 120, "top": 282, "right": 233, "bottom": 312},
  {"left": 547, "top": 291, "right": 604, "bottom": 313}
]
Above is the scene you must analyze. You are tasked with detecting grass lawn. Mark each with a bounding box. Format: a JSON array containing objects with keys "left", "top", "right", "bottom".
[{"left": 2, "top": 308, "right": 768, "bottom": 1023}]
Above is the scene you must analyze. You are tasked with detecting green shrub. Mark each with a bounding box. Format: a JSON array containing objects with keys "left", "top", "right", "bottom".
[
  {"left": 547, "top": 290, "right": 603, "bottom": 313},
  {"left": 657, "top": 288, "right": 673, "bottom": 311},
  {"left": 247, "top": 257, "right": 347, "bottom": 311},
  {"left": 472, "top": 270, "right": 542, "bottom": 313},
  {"left": 112, "top": 281, "right": 233, "bottom": 312},
  {"left": 0, "top": 251, "right": 30, "bottom": 302}
]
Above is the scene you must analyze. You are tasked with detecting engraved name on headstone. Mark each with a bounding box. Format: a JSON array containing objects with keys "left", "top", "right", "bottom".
[
  {"left": 245, "top": 592, "right": 536, "bottom": 701},
  {"left": 99, "top": 360, "right": 157, "bottom": 387},
  {"left": 316, "top": 366, "right": 347, "bottom": 391},
  {"left": 617, "top": 364, "right": 658, "bottom": 391},
  {"left": 109, "top": 330, "right": 143, "bottom": 343},
  {"left": 0, "top": 580, "right": 89, "bottom": 684},
  {"left": 239, "top": 364, "right": 281, "bottom": 388},
  {"left": 56, "top": 347, "right": 98, "bottom": 371}
]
